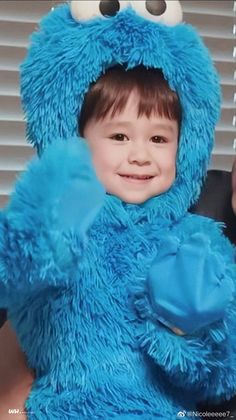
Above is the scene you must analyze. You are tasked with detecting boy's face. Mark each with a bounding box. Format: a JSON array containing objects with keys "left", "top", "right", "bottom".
[{"left": 84, "top": 91, "right": 178, "bottom": 204}]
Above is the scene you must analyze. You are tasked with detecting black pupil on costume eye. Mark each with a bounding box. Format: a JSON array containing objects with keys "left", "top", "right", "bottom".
[
  {"left": 99, "top": 0, "right": 120, "bottom": 17},
  {"left": 145, "top": 0, "right": 167, "bottom": 16}
]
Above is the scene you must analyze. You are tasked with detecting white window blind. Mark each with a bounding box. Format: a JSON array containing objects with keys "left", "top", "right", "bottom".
[
  {"left": 0, "top": 0, "right": 235, "bottom": 209},
  {"left": 182, "top": 0, "right": 236, "bottom": 173}
]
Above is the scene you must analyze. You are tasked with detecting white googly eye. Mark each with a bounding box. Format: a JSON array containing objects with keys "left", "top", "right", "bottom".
[
  {"left": 130, "top": 0, "right": 182, "bottom": 26},
  {"left": 71, "top": 0, "right": 129, "bottom": 22}
]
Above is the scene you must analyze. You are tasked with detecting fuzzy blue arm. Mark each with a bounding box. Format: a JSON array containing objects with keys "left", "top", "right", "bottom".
[
  {"left": 133, "top": 215, "right": 236, "bottom": 403},
  {"left": 0, "top": 138, "right": 105, "bottom": 308}
]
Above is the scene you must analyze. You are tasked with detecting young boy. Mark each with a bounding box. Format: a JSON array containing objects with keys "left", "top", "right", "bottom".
[{"left": 0, "top": 1, "right": 235, "bottom": 418}]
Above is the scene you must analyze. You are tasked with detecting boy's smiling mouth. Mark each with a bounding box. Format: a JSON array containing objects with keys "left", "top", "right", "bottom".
[{"left": 119, "top": 174, "right": 155, "bottom": 183}]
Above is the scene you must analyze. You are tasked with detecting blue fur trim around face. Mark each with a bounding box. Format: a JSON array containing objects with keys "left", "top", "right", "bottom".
[{"left": 20, "top": 4, "right": 221, "bottom": 218}]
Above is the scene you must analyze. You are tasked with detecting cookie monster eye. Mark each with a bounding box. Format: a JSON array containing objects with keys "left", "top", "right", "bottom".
[
  {"left": 146, "top": 0, "right": 167, "bottom": 16},
  {"left": 99, "top": 1, "right": 120, "bottom": 17},
  {"left": 70, "top": 0, "right": 129, "bottom": 22},
  {"left": 130, "top": 0, "right": 182, "bottom": 25}
]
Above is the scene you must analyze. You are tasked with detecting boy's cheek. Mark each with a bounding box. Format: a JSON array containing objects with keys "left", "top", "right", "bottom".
[{"left": 90, "top": 156, "right": 111, "bottom": 187}]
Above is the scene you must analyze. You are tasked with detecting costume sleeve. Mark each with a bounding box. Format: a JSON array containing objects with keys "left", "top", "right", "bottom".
[
  {"left": 133, "top": 215, "right": 236, "bottom": 404},
  {"left": 0, "top": 138, "right": 105, "bottom": 309}
]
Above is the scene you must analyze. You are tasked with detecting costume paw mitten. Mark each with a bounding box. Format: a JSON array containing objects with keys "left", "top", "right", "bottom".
[
  {"left": 9, "top": 137, "right": 105, "bottom": 242},
  {"left": 0, "top": 138, "right": 106, "bottom": 304},
  {"left": 147, "top": 233, "right": 235, "bottom": 334},
  {"left": 48, "top": 138, "right": 106, "bottom": 240}
]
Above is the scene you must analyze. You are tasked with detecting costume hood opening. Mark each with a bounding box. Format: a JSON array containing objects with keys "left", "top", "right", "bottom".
[{"left": 20, "top": 1, "right": 221, "bottom": 220}]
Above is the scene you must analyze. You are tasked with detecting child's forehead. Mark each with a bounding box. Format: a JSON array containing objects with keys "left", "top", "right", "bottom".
[
  {"left": 106, "top": 95, "right": 170, "bottom": 119},
  {"left": 95, "top": 109, "right": 178, "bottom": 134},
  {"left": 79, "top": 68, "right": 181, "bottom": 136},
  {"left": 105, "top": 89, "right": 179, "bottom": 119}
]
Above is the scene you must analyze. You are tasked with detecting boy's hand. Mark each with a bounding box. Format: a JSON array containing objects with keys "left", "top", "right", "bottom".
[
  {"left": 169, "top": 326, "right": 185, "bottom": 336},
  {"left": 147, "top": 233, "right": 235, "bottom": 335}
]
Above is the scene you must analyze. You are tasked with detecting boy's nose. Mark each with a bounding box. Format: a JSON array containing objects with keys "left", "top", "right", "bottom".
[{"left": 127, "top": 143, "right": 152, "bottom": 165}]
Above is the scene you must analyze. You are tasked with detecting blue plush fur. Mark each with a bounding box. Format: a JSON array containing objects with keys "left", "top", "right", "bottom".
[
  {"left": 0, "top": 2, "right": 235, "bottom": 419},
  {"left": 21, "top": 5, "right": 220, "bottom": 214}
]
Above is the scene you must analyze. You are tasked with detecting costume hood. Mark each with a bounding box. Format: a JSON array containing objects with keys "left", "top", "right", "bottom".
[{"left": 20, "top": 0, "right": 221, "bottom": 220}]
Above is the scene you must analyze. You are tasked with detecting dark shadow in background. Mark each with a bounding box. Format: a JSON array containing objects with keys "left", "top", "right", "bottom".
[{"left": 190, "top": 170, "right": 236, "bottom": 419}]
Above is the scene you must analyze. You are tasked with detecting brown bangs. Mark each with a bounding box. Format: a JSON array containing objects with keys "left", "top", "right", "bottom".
[{"left": 79, "top": 65, "right": 181, "bottom": 136}]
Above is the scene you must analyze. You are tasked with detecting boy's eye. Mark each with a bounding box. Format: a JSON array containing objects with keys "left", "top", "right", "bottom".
[
  {"left": 151, "top": 136, "right": 167, "bottom": 144},
  {"left": 110, "top": 133, "right": 128, "bottom": 141}
]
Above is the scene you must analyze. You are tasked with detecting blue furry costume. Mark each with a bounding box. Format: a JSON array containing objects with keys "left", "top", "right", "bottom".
[{"left": 0, "top": 1, "right": 236, "bottom": 418}]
